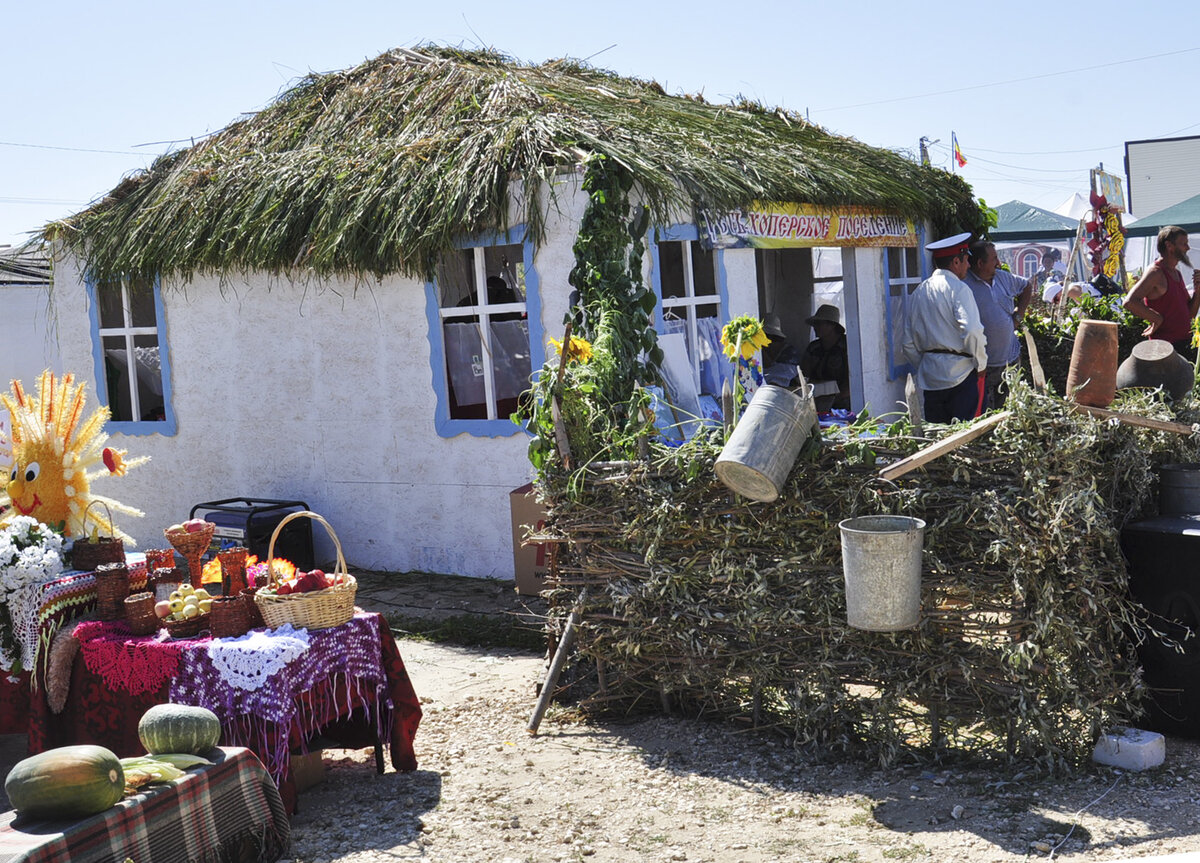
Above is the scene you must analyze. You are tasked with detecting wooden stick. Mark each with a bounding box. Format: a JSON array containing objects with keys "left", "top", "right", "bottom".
[
  {"left": 879, "top": 411, "right": 1012, "bottom": 481},
  {"left": 527, "top": 586, "right": 588, "bottom": 735},
  {"left": 1023, "top": 329, "right": 1046, "bottom": 391},
  {"left": 1072, "top": 403, "right": 1198, "bottom": 436}
]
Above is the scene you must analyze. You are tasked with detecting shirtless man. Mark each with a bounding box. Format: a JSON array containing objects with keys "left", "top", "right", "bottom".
[{"left": 1123, "top": 225, "right": 1200, "bottom": 354}]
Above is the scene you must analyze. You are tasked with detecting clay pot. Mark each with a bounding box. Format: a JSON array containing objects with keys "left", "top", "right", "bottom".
[
  {"left": 1116, "top": 340, "right": 1194, "bottom": 401},
  {"left": 1065, "top": 319, "right": 1118, "bottom": 407}
]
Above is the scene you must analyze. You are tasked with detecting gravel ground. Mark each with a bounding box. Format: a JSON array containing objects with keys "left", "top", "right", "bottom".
[{"left": 283, "top": 639, "right": 1200, "bottom": 863}]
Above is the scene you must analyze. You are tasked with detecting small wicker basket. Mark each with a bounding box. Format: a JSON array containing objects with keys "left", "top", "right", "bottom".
[
  {"left": 71, "top": 501, "right": 126, "bottom": 573},
  {"left": 124, "top": 592, "right": 159, "bottom": 636},
  {"left": 254, "top": 511, "right": 357, "bottom": 631},
  {"left": 94, "top": 561, "right": 131, "bottom": 621},
  {"left": 144, "top": 548, "right": 177, "bottom": 572},
  {"left": 209, "top": 595, "right": 251, "bottom": 639},
  {"left": 164, "top": 522, "right": 216, "bottom": 588},
  {"left": 149, "top": 567, "right": 184, "bottom": 603},
  {"left": 163, "top": 613, "right": 207, "bottom": 639}
]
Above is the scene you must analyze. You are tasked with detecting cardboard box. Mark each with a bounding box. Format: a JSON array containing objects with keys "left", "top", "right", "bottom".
[
  {"left": 510, "top": 483, "right": 550, "bottom": 595},
  {"left": 289, "top": 750, "right": 326, "bottom": 792}
]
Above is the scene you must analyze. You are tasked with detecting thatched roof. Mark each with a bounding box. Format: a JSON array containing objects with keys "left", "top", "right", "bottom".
[{"left": 53, "top": 46, "right": 983, "bottom": 283}]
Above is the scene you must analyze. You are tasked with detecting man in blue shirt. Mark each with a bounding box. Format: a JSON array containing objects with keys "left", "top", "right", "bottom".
[{"left": 965, "top": 241, "right": 1035, "bottom": 410}]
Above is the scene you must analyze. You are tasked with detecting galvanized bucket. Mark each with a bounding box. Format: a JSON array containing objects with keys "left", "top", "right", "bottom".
[
  {"left": 838, "top": 515, "right": 925, "bottom": 631},
  {"left": 714, "top": 384, "right": 817, "bottom": 502},
  {"left": 1159, "top": 463, "right": 1200, "bottom": 516}
]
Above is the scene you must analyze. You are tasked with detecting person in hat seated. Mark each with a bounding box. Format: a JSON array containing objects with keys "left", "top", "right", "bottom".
[
  {"left": 900, "top": 232, "right": 987, "bottom": 423},
  {"left": 798, "top": 304, "right": 850, "bottom": 411},
  {"left": 761, "top": 314, "right": 805, "bottom": 388}
]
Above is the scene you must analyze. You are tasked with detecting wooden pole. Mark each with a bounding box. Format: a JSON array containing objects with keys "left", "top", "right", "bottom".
[
  {"left": 879, "top": 411, "right": 1012, "bottom": 481},
  {"left": 527, "top": 587, "right": 588, "bottom": 736},
  {"left": 1072, "top": 404, "right": 1198, "bottom": 436}
]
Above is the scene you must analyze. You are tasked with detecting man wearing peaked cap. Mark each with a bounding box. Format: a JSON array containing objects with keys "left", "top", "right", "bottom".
[{"left": 900, "top": 232, "right": 988, "bottom": 423}]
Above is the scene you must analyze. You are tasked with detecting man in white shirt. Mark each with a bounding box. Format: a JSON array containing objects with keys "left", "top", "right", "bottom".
[{"left": 901, "top": 233, "right": 988, "bottom": 422}]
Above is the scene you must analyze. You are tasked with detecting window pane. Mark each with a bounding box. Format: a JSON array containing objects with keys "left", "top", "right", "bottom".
[
  {"left": 102, "top": 335, "right": 133, "bottom": 421},
  {"left": 97, "top": 281, "right": 124, "bottom": 329},
  {"left": 812, "top": 247, "right": 843, "bottom": 279},
  {"left": 482, "top": 244, "right": 524, "bottom": 304},
  {"left": 132, "top": 335, "right": 165, "bottom": 421},
  {"left": 658, "top": 242, "right": 685, "bottom": 299},
  {"left": 491, "top": 319, "right": 532, "bottom": 417},
  {"left": 443, "top": 321, "right": 486, "bottom": 419},
  {"left": 905, "top": 247, "right": 919, "bottom": 276},
  {"left": 437, "top": 250, "right": 477, "bottom": 308},
  {"left": 887, "top": 249, "right": 901, "bottom": 280},
  {"left": 691, "top": 242, "right": 717, "bottom": 296},
  {"left": 128, "top": 279, "right": 157, "bottom": 328}
]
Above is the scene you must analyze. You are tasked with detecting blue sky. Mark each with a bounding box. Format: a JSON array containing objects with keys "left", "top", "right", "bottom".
[{"left": 4, "top": 0, "right": 1198, "bottom": 247}]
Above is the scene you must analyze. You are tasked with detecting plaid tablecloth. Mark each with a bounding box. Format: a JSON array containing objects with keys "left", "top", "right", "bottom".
[{"left": 0, "top": 746, "right": 288, "bottom": 863}]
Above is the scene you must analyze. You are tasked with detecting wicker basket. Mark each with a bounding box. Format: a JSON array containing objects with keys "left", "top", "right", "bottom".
[
  {"left": 163, "top": 613, "right": 207, "bottom": 639},
  {"left": 217, "top": 546, "right": 250, "bottom": 596},
  {"left": 71, "top": 501, "right": 126, "bottom": 572},
  {"left": 124, "top": 592, "right": 159, "bottom": 636},
  {"left": 164, "top": 522, "right": 216, "bottom": 588},
  {"left": 209, "top": 595, "right": 251, "bottom": 639},
  {"left": 149, "top": 567, "right": 184, "bottom": 603},
  {"left": 144, "top": 548, "right": 177, "bottom": 571},
  {"left": 94, "top": 561, "right": 131, "bottom": 621},
  {"left": 254, "top": 511, "right": 357, "bottom": 631},
  {"left": 241, "top": 588, "right": 266, "bottom": 628}
]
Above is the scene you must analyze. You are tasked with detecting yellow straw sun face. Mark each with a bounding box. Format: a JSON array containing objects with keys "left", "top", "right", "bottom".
[{"left": 1, "top": 371, "right": 146, "bottom": 540}]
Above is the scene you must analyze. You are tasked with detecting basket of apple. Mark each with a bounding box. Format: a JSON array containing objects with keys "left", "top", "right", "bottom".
[
  {"left": 253, "top": 512, "right": 357, "bottom": 630},
  {"left": 155, "top": 584, "right": 212, "bottom": 638}
]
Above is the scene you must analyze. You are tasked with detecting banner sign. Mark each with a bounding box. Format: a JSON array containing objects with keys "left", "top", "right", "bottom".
[
  {"left": 1093, "top": 170, "right": 1127, "bottom": 214},
  {"left": 699, "top": 203, "right": 918, "bottom": 250}
]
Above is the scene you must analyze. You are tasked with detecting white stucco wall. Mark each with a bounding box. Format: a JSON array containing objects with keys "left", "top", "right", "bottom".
[{"left": 847, "top": 247, "right": 907, "bottom": 420}]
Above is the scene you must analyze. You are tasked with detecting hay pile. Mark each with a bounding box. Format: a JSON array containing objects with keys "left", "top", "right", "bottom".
[{"left": 537, "top": 380, "right": 1200, "bottom": 769}]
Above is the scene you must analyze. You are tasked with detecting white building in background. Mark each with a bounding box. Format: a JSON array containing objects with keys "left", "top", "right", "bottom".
[
  {"left": 0, "top": 246, "right": 58, "bottom": 388},
  {"left": 1125, "top": 135, "right": 1200, "bottom": 218}
]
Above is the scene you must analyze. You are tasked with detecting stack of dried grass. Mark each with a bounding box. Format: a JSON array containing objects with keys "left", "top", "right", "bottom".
[{"left": 536, "top": 380, "right": 1200, "bottom": 770}]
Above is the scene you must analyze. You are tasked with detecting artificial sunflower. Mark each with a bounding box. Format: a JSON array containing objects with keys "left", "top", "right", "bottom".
[
  {"left": 720, "top": 315, "right": 771, "bottom": 361},
  {"left": 549, "top": 335, "right": 594, "bottom": 364}
]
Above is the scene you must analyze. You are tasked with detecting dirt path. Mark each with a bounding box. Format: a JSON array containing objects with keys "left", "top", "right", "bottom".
[{"left": 286, "top": 640, "right": 1200, "bottom": 862}]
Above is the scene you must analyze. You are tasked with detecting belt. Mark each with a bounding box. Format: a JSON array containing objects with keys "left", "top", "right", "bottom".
[{"left": 926, "top": 348, "right": 971, "bottom": 357}]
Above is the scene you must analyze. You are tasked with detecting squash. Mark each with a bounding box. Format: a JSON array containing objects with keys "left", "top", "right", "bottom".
[
  {"left": 137, "top": 703, "right": 222, "bottom": 755},
  {"left": 5, "top": 744, "right": 125, "bottom": 819}
]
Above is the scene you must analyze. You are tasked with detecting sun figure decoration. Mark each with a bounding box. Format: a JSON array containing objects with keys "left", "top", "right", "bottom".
[{"left": 1, "top": 370, "right": 148, "bottom": 542}]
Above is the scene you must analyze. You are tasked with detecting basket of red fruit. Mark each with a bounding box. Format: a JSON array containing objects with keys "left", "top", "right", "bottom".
[{"left": 253, "top": 511, "right": 357, "bottom": 630}]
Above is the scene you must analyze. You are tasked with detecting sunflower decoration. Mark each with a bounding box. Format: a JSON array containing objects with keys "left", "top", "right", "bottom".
[
  {"left": 1, "top": 371, "right": 148, "bottom": 542},
  {"left": 548, "top": 335, "right": 594, "bottom": 365},
  {"left": 720, "top": 315, "right": 771, "bottom": 361}
]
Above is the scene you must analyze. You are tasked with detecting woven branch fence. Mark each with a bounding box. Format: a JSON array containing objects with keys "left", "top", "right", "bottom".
[{"left": 534, "top": 380, "right": 1200, "bottom": 770}]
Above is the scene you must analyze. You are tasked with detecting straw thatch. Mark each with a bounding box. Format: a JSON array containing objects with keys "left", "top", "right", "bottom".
[{"left": 52, "top": 46, "right": 981, "bottom": 283}]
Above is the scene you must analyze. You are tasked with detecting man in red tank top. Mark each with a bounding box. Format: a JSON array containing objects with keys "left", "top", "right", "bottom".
[{"left": 1123, "top": 225, "right": 1200, "bottom": 355}]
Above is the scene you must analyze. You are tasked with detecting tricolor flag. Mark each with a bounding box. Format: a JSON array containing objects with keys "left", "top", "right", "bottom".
[{"left": 952, "top": 133, "right": 967, "bottom": 168}]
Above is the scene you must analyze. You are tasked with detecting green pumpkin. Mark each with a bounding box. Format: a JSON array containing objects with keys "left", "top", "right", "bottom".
[
  {"left": 138, "top": 704, "right": 222, "bottom": 755},
  {"left": 5, "top": 744, "right": 125, "bottom": 820}
]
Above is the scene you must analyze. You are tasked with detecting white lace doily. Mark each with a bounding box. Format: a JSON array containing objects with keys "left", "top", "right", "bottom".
[{"left": 205, "top": 623, "right": 311, "bottom": 691}]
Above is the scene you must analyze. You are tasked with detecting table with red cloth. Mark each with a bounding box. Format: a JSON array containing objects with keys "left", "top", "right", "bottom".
[
  {"left": 28, "top": 612, "right": 422, "bottom": 813},
  {"left": 0, "top": 746, "right": 288, "bottom": 863},
  {"left": 0, "top": 559, "right": 148, "bottom": 736}
]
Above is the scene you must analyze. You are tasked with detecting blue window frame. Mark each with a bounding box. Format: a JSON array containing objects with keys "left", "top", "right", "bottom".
[
  {"left": 425, "top": 228, "right": 543, "bottom": 438},
  {"left": 650, "top": 224, "right": 730, "bottom": 398},
  {"left": 86, "top": 275, "right": 176, "bottom": 436}
]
